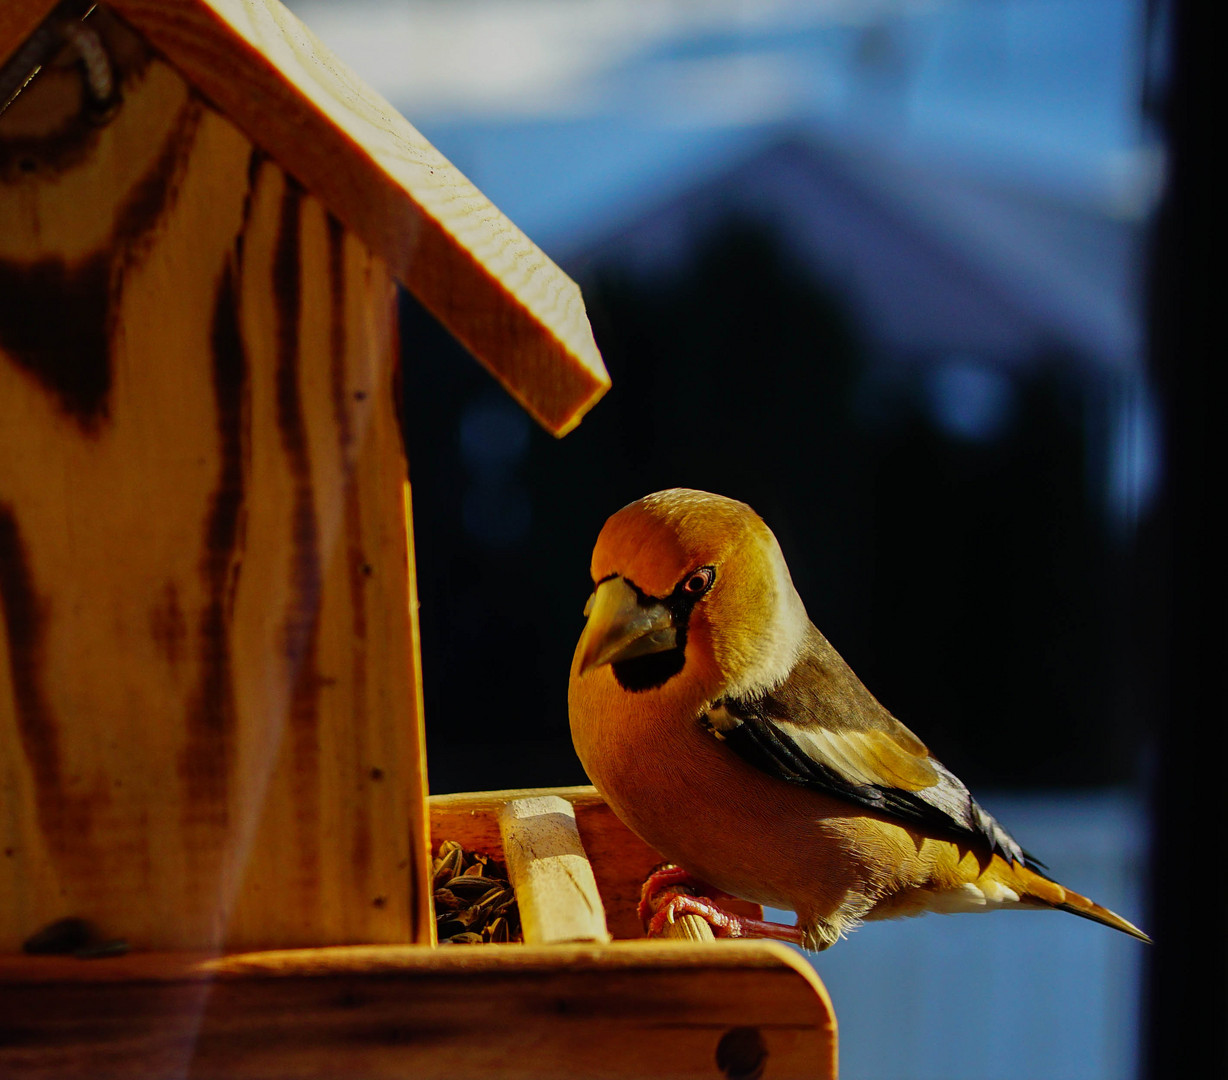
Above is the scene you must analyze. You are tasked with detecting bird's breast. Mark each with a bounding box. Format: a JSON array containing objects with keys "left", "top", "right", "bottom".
[{"left": 569, "top": 668, "right": 894, "bottom": 917}]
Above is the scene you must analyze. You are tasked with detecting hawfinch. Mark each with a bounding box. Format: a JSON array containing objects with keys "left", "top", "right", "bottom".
[{"left": 568, "top": 488, "right": 1149, "bottom": 950}]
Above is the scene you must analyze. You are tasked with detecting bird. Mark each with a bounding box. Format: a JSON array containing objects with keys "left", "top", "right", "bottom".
[{"left": 568, "top": 488, "right": 1149, "bottom": 950}]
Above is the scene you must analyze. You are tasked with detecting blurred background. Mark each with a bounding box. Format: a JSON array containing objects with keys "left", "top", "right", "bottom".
[{"left": 286, "top": 3, "right": 1185, "bottom": 1078}]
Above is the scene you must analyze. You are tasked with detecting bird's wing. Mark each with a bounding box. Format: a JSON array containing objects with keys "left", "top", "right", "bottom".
[{"left": 704, "top": 626, "right": 1034, "bottom": 867}]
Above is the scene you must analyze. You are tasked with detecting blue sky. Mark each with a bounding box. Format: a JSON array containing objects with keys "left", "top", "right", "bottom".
[{"left": 290, "top": 0, "right": 1161, "bottom": 255}]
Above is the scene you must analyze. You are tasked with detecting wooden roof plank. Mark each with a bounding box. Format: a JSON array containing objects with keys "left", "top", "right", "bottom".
[
  {"left": 109, "top": 0, "right": 609, "bottom": 436},
  {"left": 3, "top": 0, "right": 609, "bottom": 435}
]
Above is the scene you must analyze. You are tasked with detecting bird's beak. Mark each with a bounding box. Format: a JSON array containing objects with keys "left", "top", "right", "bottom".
[{"left": 576, "top": 577, "right": 677, "bottom": 675}]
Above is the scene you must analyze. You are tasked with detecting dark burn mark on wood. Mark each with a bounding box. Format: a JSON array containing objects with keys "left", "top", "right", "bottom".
[
  {"left": 179, "top": 261, "right": 248, "bottom": 819},
  {"left": 275, "top": 180, "right": 322, "bottom": 681},
  {"left": 0, "top": 109, "right": 105, "bottom": 183},
  {"left": 0, "top": 505, "right": 60, "bottom": 795},
  {"left": 328, "top": 215, "right": 375, "bottom": 886},
  {"left": 0, "top": 505, "right": 104, "bottom": 869},
  {"left": 111, "top": 98, "right": 203, "bottom": 276},
  {"left": 0, "top": 256, "right": 110, "bottom": 428},
  {"left": 274, "top": 177, "right": 323, "bottom": 882},
  {"left": 236, "top": 149, "right": 266, "bottom": 259},
  {"left": 0, "top": 97, "right": 201, "bottom": 433},
  {"left": 149, "top": 580, "right": 187, "bottom": 669},
  {"left": 328, "top": 216, "right": 369, "bottom": 650},
  {"left": 328, "top": 217, "right": 353, "bottom": 455}
]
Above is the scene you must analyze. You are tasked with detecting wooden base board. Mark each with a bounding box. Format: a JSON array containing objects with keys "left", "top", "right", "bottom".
[{"left": 0, "top": 942, "right": 837, "bottom": 1078}]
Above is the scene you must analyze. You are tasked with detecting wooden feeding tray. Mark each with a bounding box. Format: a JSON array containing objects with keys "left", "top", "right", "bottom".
[
  {"left": 0, "top": 786, "right": 836, "bottom": 1078},
  {"left": 1, "top": 2, "right": 837, "bottom": 1076}
]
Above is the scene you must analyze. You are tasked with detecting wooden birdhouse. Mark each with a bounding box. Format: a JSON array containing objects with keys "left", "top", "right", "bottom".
[{"left": 1, "top": 2, "right": 836, "bottom": 1076}]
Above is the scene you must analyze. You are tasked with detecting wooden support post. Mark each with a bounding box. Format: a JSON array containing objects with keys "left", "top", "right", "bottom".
[{"left": 499, "top": 794, "right": 611, "bottom": 945}]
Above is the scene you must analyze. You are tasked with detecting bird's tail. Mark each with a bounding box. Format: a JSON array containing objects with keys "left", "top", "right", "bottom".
[{"left": 997, "top": 858, "right": 1151, "bottom": 943}]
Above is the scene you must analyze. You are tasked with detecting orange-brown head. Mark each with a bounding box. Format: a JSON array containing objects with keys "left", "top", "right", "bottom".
[{"left": 571, "top": 489, "right": 810, "bottom": 710}]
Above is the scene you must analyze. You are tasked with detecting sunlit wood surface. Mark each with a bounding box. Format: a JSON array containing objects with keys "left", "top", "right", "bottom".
[
  {"left": 0, "top": 0, "right": 609, "bottom": 436},
  {"left": 1, "top": 11, "right": 427, "bottom": 952},
  {"left": 0, "top": 942, "right": 838, "bottom": 1079}
]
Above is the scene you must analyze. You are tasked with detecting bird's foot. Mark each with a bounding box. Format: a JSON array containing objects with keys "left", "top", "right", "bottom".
[
  {"left": 646, "top": 893, "right": 805, "bottom": 943},
  {"left": 639, "top": 864, "right": 804, "bottom": 944},
  {"left": 637, "top": 864, "right": 727, "bottom": 924}
]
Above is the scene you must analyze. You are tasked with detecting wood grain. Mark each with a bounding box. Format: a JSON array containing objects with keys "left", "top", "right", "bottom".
[
  {"left": 1, "top": 0, "right": 610, "bottom": 435},
  {"left": 0, "top": 14, "right": 428, "bottom": 951},
  {"left": 499, "top": 795, "right": 611, "bottom": 945},
  {"left": 431, "top": 787, "right": 765, "bottom": 942},
  {"left": 109, "top": 0, "right": 609, "bottom": 435},
  {"left": 0, "top": 944, "right": 838, "bottom": 1079},
  {"left": 2, "top": 0, "right": 609, "bottom": 435}
]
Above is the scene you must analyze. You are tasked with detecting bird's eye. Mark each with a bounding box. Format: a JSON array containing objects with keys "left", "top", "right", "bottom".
[{"left": 682, "top": 566, "right": 715, "bottom": 596}]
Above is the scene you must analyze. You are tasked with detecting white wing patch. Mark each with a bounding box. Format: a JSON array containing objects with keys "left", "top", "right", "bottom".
[
  {"left": 777, "top": 723, "right": 884, "bottom": 787},
  {"left": 771, "top": 719, "right": 942, "bottom": 791},
  {"left": 912, "top": 881, "right": 1025, "bottom": 916}
]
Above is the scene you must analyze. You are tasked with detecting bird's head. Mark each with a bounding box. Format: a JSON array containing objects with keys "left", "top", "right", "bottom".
[{"left": 571, "top": 489, "right": 809, "bottom": 704}]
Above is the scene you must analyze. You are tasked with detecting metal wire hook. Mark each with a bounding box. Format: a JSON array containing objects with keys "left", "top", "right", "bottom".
[{"left": 0, "top": 1, "right": 113, "bottom": 121}]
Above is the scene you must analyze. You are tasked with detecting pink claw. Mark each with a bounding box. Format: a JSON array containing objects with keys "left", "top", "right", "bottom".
[
  {"left": 647, "top": 893, "right": 749, "bottom": 938},
  {"left": 637, "top": 865, "right": 709, "bottom": 923},
  {"left": 638, "top": 865, "right": 806, "bottom": 944}
]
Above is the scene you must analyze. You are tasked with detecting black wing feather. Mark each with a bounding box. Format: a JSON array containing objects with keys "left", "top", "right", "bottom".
[{"left": 710, "top": 656, "right": 1043, "bottom": 872}]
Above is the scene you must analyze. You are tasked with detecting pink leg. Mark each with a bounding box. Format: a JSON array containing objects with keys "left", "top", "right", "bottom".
[
  {"left": 638, "top": 864, "right": 804, "bottom": 944},
  {"left": 647, "top": 893, "right": 805, "bottom": 944},
  {"left": 637, "top": 865, "right": 731, "bottom": 923}
]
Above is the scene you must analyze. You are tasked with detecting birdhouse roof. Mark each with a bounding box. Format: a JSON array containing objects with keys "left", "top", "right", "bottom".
[{"left": 0, "top": 0, "right": 608, "bottom": 436}]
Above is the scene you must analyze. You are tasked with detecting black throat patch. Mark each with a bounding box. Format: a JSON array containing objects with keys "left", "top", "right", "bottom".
[
  {"left": 607, "top": 576, "right": 703, "bottom": 692},
  {"left": 611, "top": 643, "right": 687, "bottom": 692}
]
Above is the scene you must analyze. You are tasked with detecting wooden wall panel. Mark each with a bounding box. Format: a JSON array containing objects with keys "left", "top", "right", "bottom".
[{"left": 0, "top": 12, "right": 428, "bottom": 951}]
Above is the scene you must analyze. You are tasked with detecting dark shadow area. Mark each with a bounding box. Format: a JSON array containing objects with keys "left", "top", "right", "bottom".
[
  {"left": 402, "top": 214, "right": 1144, "bottom": 798},
  {"left": 1141, "top": 0, "right": 1224, "bottom": 1074}
]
